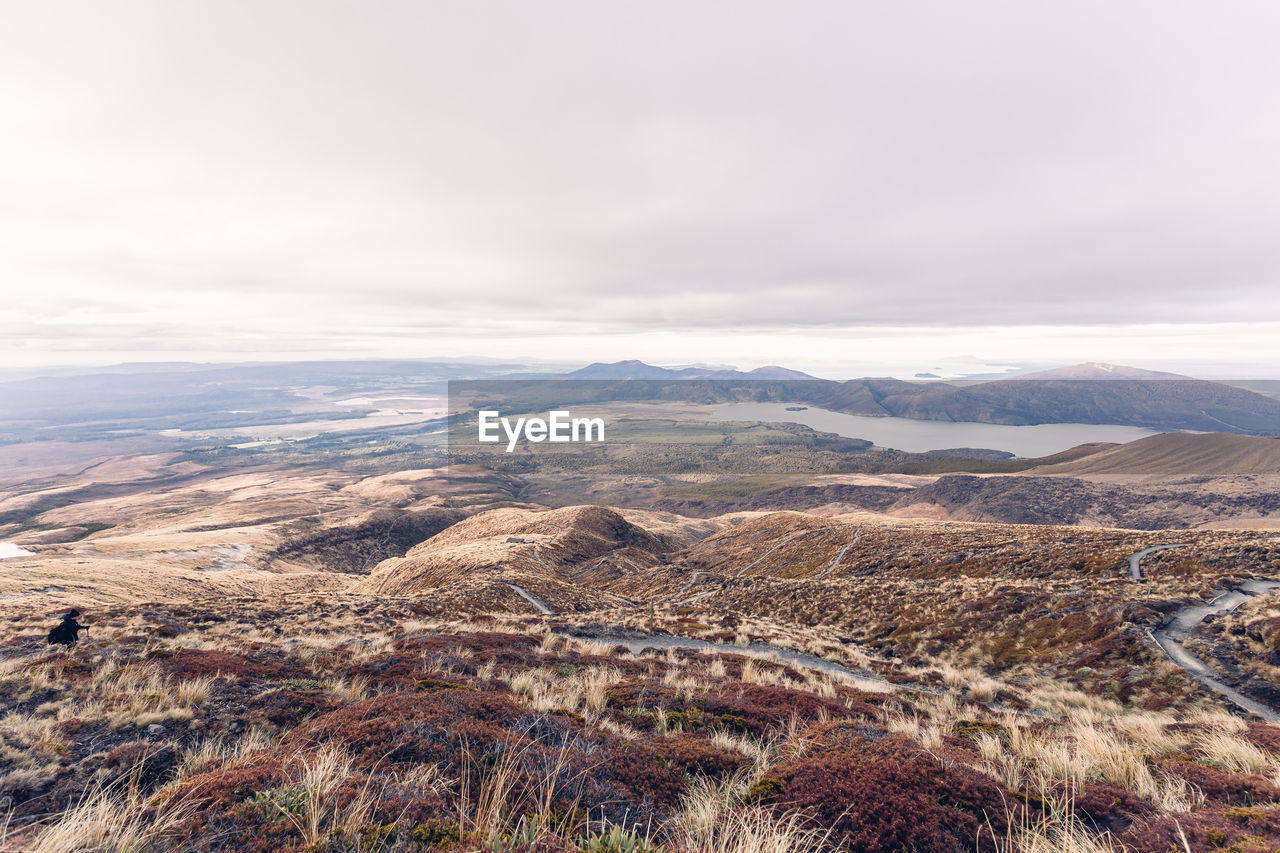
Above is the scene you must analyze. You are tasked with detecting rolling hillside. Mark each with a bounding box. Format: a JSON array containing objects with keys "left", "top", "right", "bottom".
[{"left": 1028, "top": 432, "right": 1280, "bottom": 476}]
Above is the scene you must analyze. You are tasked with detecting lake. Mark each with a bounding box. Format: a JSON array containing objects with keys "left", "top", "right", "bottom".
[
  {"left": 0, "top": 541, "right": 34, "bottom": 559},
  {"left": 713, "top": 403, "right": 1163, "bottom": 458}
]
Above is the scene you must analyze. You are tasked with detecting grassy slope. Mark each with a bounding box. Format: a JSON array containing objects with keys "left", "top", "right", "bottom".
[
  {"left": 1029, "top": 432, "right": 1280, "bottom": 477},
  {"left": 4, "top": 600, "right": 1280, "bottom": 852}
]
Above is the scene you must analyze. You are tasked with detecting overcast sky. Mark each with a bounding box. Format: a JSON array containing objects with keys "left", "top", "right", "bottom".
[{"left": 3, "top": 1, "right": 1279, "bottom": 376}]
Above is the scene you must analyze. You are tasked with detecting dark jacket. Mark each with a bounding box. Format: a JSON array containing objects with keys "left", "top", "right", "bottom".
[{"left": 47, "top": 615, "right": 88, "bottom": 648}]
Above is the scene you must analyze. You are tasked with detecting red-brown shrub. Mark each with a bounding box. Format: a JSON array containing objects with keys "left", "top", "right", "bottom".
[
  {"left": 1243, "top": 722, "right": 1280, "bottom": 756},
  {"left": 1158, "top": 759, "right": 1280, "bottom": 806},
  {"left": 700, "top": 683, "right": 857, "bottom": 735},
  {"left": 167, "top": 762, "right": 292, "bottom": 850},
  {"left": 167, "top": 757, "right": 453, "bottom": 853},
  {"left": 774, "top": 735, "right": 1007, "bottom": 853},
  {"left": 796, "top": 719, "right": 895, "bottom": 760},
  {"left": 1123, "top": 805, "right": 1280, "bottom": 852},
  {"left": 101, "top": 740, "right": 181, "bottom": 790},
  {"left": 171, "top": 762, "right": 285, "bottom": 811},
  {"left": 605, "top": 680, "right": 681, "bottom": 713},
  {"left": 654, "top": 733, "right": 750, "bottom": 778},
  {"left": 394, "top": 630, "right": 538, "bottom": 664},
  {"left": 598, "top": 739, "right": 686, "bottom": 808},
  {"left": 286, "top": 689, "right": 533, "bottom": 767},
  {"left": 1071, "top": 781, "right": 1149, "bottom": 833},
  {"left": 152, "top": 648, "right": 297, "bottom": 680},
  {"left": 345, "top": 651, "right": 435, "bottom": 688},
  {"left": 246, "top": 688, "right": 342, "bottom": 729}
]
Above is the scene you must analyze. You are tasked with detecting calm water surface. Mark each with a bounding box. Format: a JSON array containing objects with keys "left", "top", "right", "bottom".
[
  {"left": 713, "top": 403, "right": 1162, "bottom": 458},
  {"left": 0, "top": 542, "right": 34, "bottom": 559}
]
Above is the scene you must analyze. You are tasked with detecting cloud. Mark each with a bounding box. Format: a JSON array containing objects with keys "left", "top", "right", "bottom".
[{"left": 1, "top": 1, "right": 1278, "bottom": 366}]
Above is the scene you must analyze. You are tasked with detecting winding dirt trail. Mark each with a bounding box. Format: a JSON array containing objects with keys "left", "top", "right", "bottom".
[
  {"left": 606, "top": 635, "right": 906, "bottom": 691},
  {"left": 735, "top": 534, "right": 799, "bottom": 577},
  {"left": 1127, "top": 543, "right": 1189, "bottom": 580},
  {"left": 1123, "top": 545, "right": 1280, "bottom": 720},
  {"left": 674, "top": 571, "right": 704, "bottom": 597},
  {"left": 585, "top": 634, "right": 1056, "bottom": 720},
  {"left": 1151, "top": 578, "right": 1280, "bottom": 723},
  {"left": 674, "top": 589, "right": 717, "bottom": 605},
  {"left": 818, "top": 528, "right": 862, "bottom": 580},
  {"left": 500, "top": 581, "right": 554, "bottom": 615}
]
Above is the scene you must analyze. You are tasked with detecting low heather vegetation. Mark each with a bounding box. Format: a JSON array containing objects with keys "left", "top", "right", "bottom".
[{"left": 2, "top": 599, "right": 1279, "bottom": 852}]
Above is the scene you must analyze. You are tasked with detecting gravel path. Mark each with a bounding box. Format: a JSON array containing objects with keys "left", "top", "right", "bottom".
[
  {"left": 1126, "top": 543, "right": 1189, "bottom": 580},
  {"left": 500, "top": 581, "right": 554, "bottom": 615},
  {"left": 674, "top": 571, "right": 704, "bottom": 597},
  {"left": 735, "top": 534, "right": 799, "bottom": 577},
  {"left": 818, "top": 528, "right": 862, "bottom": 580},
  {"left": 1152, "top": 578, "right": 1280, "bottom": 723}
]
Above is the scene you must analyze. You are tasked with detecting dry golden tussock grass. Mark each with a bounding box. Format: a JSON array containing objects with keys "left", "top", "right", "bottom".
[
  {"left": 1195, "top": 730, "right": 1273, "bottom": 775},
  {"left": 674, "top": 772, "right": 834, "bottom": 853},
  {"left": 996, "top": 796, "right": 1132, "bottom": 853},
  {"left": 13, "top": 778, "right": 196, "bottom": 853},
  {"left": 4, "top": 587, "right": 1280, "bottom": 853}
]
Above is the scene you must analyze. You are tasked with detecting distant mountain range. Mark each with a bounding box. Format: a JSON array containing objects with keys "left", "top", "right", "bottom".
[
  {"left": 1005, "top": 362, "right": 1192, "bottom": 381},
  {"left": 857, "top": 375, "right": 1280, "bottom": 433},
  {"left": 563, "top": 360, "right": 819, "bottom": 381},
  {"left": 537, "top": 360, "right": 1280, "bottom": 435}
]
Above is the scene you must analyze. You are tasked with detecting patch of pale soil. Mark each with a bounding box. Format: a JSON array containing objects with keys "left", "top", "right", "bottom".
[
  {"left": 807, "top": 472, "right": 932, "bottom": 488},
  {"left": 807, "top": 503, "right": 877, "bottom": 517},
  {"left": 809, "top": 506, "right": 922, "bottom": 522},
  {"left": 0, "top": 453, "right": 208, "bottom": 496},
  {"left": 888, "top": 503, "right": 952, "bottom": 520},
  {"left": 613, "top": 508, "right": 728, "bottom": 544},
  {"left": 159, "top": 410, "right": 442, "bottom": 441},
  {"left": 6, "top": 466, "right": 464, "bottom": 549},
  {"left": 1193, "top": 517, "right": 1280, "bottom": 531},
  {"left": 0, "top": 485, "right": 78, "bottom": 515},
  {"left": 0, "top": 551, "right": 346, "bottom": 611},
  {"left": 338, "top": 468, "right": 450, "bottom": 501},
  {"left": 576, "top": 400, "right": 720, "bottom": 421},
  {"left": 1057, "top": 472, "right": 1280, "bottom": 491},
  {"left": 0, "top": 441, "right": 183, "bottom": 487}
]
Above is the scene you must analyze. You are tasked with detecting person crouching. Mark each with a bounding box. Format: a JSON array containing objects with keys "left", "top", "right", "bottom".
[{"left": 47, "top": 608, "right": 89, "bottom": 648}]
